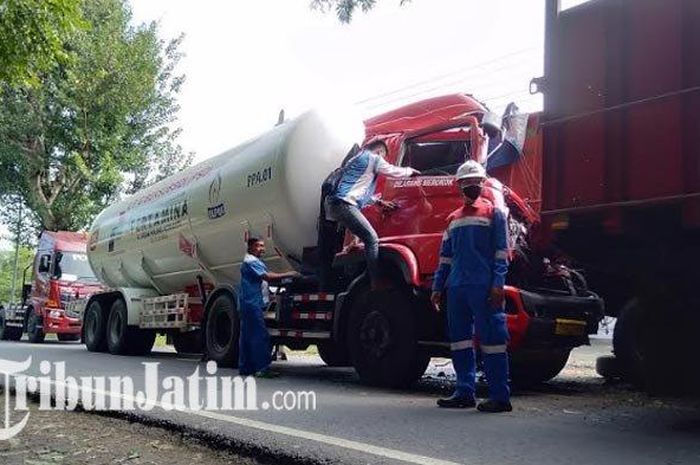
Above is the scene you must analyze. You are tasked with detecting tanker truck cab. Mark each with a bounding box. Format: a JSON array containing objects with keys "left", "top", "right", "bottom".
[{"left": 322, "top": 94, "right": 604, "bottom": 387}]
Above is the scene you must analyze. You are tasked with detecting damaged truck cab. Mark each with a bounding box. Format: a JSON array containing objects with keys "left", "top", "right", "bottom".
[{"left": 321, "top": 94, "right": 603, "bottom": 386}]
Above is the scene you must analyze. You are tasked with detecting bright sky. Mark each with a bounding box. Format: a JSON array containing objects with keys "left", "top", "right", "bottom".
[
  {"left": 0, "top": 0, "right": 589, "bottom": 251},
  {"left": 129, "top": 0, "right": 554, "bottom": 163}
]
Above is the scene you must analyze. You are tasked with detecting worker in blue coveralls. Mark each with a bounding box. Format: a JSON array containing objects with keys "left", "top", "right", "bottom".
[
  {"left": 239, "top": 237, "right": 299, "bottom": 377},
  {"left": 325, "top": 141, "right": 420, "bottom": 290},
  {"left": 431, "top": 160, "right": 512, "bottom": 413}
]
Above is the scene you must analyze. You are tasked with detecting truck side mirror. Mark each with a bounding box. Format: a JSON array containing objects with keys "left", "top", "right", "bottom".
[
  {"left": 53, "top": 251, "right": 63, "bottom": 279},
  {"left": 38, "top": 254, "right": 51, "bottom": 273},
  {"left": 21, "top": 284, "right": 31, "bottom": 303}
]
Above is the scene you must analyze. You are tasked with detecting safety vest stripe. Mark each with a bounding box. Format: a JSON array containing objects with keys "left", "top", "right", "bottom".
[
  {"left": 448, "top": 216, "right": 492, "bottom": 231},
  {"left": 439, "top": 257, "right": 452, "bottom": 265},
  {"left": 450, "top": 339, "right": 474, "bottom": 351},
  {"left": 495, "top": 250, "right": 508, "bottom": 260},
  {"left": 480, "top": 344, "right": 507, "bottom": 354}
]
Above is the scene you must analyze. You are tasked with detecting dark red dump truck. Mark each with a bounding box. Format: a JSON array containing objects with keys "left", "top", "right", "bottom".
[{"left": 533, "top": 0, "right": 700, "bottom": 393}]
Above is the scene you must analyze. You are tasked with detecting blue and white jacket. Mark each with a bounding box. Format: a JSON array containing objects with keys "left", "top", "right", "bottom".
[
  {"left": 432, "top": 198, "right": 509, "bottom": 291},
  {"left": 330, "top": 149, "right": 413, "bottom": 208}
]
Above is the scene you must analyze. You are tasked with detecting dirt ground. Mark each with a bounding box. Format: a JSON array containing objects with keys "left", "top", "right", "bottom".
[{"left": 0, "top": 391, "right": 257, "bottom": 465}]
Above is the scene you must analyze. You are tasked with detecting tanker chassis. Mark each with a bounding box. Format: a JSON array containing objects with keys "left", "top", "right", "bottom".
[{"left": 77, "top": 98, "right": 603, "bottom": 388}]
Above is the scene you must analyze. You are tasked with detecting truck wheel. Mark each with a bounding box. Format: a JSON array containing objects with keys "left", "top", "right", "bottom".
[
  {"left": 613, "top": 294, "right": 698, "bottom": 395},
  {"left": 0, "top": 309, "right": 22, "bottom": 341},
  {"left": 173, "top": 330, "right": 203, "bottom": 354},
  {"left": 347, "top": 285, "right": 428, "bottom": 388},
  {"left": 509, "top": 348, "right": 570, "bottom": 387},
  {"left": 317, "top": 341, "right": 351, "bottom": 367},
  {"left": 205, "top": 294, "right": 240, "bottom": 368},
  {"left": 596, "top": 355, "right": 623, "bottom": 380},
  {"left": 84, "top": 300, "right": 108, "bottom": 352},
  {"left": 57, "top": 334, "right": 80, "bottom": 342},
  {"left": 613, "top": 298, "right": 648, "bottom": 386},
  {"left": 107, "top": 299, "right": 156, "bottom": 356},
  {"left": 26, "top": 311, "right": 45, "bottom": 344}
]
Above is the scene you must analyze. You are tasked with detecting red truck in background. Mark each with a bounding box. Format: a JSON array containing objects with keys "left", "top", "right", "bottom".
[
  {"left": 533, "top": 0, "right": 700, "bottom": 393},
  {"left": 0, "top": 231, "right": 103, "bottom": 343}
]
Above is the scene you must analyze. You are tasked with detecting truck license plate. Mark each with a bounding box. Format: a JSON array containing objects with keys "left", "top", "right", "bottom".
[{"left": 554, "top": 319, "right": 587, "bottom": 336}]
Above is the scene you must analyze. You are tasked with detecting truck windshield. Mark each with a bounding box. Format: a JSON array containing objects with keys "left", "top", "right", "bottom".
[
  {"left": 55, "top": 252, "right": 96, "bottom": 282},
  {"left": 401, "top": 140, "right": 471, "bottom": 176}
]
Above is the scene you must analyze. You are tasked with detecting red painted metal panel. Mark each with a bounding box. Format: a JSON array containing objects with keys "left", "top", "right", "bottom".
[{"left": 542, "top": 0, "right": 700, "bottom": 215}]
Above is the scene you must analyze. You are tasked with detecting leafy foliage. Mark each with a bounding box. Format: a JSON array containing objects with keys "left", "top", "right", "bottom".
[
  {"left": 0, "top": 246, "right": 34, "bottom": 304},
  {"left": 310, "top": 0, "right": 410, "bottom": 23},
  {"left": 0, "top": 0, "right": 192, "bottom": 232},
  {"left": 0, "top": 0, "right": 85, "bottom": 86}
]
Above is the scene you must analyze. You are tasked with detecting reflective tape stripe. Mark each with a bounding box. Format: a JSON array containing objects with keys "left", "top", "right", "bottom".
[
  {"left": 439, "top": 257, "right": 452, "bottom": 265},
  {"left": 448, "top": 216, "right": 492, "bottom": 230},
  {"left": 450, "top": 339, "right": 474, "bottom": 351},
  {"left": 480, "top": 344, "right": 507, "bottom": 354},
  {"left": 495, "top": 250, "right": 508, "bottom": 260}
]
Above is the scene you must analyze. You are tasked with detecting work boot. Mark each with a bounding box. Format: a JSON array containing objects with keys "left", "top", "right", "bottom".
[
  {"left": 437, "top": 393, "right": 476, "bottom": 409},
  {"left": 477, "top": 399, "right": 513, "bottom": 413}
]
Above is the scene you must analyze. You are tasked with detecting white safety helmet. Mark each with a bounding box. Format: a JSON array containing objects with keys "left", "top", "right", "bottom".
[{"left": 455, "top": 160, "right": 486, "bottom": 181}]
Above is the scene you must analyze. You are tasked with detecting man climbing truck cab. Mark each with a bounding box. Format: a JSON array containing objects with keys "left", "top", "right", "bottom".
[
  {"left": 0, "top": 231, "right": 103, "bottom": 343},
  {"left": 77, "top": 97, "right": 602, "bottom": 388}
]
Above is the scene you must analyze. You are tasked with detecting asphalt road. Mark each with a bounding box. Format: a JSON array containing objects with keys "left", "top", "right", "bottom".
[{"left": 1, "top": 338, "right": 699, "bottom": 465}]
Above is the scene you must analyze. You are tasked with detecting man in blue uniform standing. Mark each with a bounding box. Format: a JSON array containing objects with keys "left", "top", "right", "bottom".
[
  {"left": 431, "top": 160, "right": 512, "bottom": 413},
  {"left": 325, "top": 141, "right": 419, "bottom": 290},
  {"left": 239, "top": 237, "right": 299, "bottom": 377}
]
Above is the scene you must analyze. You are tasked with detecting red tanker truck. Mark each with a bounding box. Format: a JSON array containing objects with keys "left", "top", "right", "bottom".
[
  {"left": 0, "top": 231, "right": 103, "bottom": 343},
  {"left": 74, "top": 98, "right": 603, "bottom": 388}
]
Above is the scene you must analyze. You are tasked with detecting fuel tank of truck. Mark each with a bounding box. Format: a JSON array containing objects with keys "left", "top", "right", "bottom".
[{"left": 87, "top": 108, "right": 364, "bottom": 293}]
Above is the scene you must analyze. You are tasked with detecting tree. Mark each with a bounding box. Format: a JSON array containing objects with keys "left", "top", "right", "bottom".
[
  {"left": 0, "top": 0, "right": 192, "bottom": 232},
  {"left": 0, "top": 0, "right": 85, "bottom": 86},
  {"left": 0, "top": 246, "right": 34, "bottom": 304},
  {"left": 310, "top": 0, "right": 410, "bottom": 23}
]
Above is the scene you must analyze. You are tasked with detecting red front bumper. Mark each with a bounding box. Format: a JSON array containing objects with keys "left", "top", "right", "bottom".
[{"left": 43, "top": 308, "right": 82, "bottom": 334}]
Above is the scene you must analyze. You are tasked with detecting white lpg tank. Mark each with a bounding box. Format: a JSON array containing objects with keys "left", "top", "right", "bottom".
[{"left": 87, "top": 108, "right": 364, "bottom": 294}]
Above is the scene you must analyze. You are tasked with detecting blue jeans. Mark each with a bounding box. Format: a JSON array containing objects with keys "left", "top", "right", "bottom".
[{"left": 327, "top": 199, "right": 380, "bottom": 284}]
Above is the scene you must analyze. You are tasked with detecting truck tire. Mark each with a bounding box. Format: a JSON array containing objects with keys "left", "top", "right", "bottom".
[
  {"left": 0, "top": 309, "right": 23, "bottom": 341},
  {"left": 596, "top": 355, "right": 623, "bottom": 380},
  {"left": 612, "top": 298, "right": 647, "bottom": 386},
  {"left": 613, "top": 294, "right": 698, "bottom": 395},
  {"left": 84, "top": 300, "right": 108, "bottom": 352},
  {"left": 173, "top": 330, "right": 203, "bottom": 354},
  {"left": 347, "top": 285, "right": 429, "bottom": 388},
  {"left": 205, "top": 294, "right": 239, "bottom": 368},
  {"left": 317, "top": 341, "right": 351, "bottom": 367},
  {"left": 107, "top": 299, "right": 156, "bottom": 356},
  {"left": 26, "top": 311, "right": 45, "bottom": 344},
  {"left": 57, "top": 334, "right": 80, "bottom": 342},
  {"left": 509, "top": 348, "right": 570, "bottom": 387}
]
